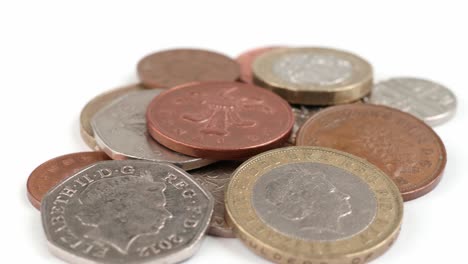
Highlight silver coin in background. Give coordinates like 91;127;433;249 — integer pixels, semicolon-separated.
368;77;457;126
289;105;322;145
41;160;214;264
251;161;377;241
190;161;241;238
91;89;215;170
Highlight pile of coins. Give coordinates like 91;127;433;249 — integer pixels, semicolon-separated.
27;46;456;264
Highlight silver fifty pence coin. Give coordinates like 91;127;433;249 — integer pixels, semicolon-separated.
368;77;457;126
91;89;215;170
41;160;214;264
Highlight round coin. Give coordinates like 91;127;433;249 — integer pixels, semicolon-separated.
137;49;240;88
92;89;215;170
225;147;403;264
296;104;447;201
368;77;457;126
41;160;214;264
190;161;241;238
253;47;373;105
146;81;294;160
80;84;145;149
27;151;110;210
289;104;322;145
236;46;284;84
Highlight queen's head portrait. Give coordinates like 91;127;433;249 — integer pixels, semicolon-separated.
75;171;172;254
265;170;352;235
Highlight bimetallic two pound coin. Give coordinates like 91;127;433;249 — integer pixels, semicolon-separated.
296;104;447;201
137;49;240;88
368;77;457;126
253;47;373;105
27;152;110;210
41;160;214;264
80;84;145;150
92;89;215;170
225;147;403;264
190;161;241;238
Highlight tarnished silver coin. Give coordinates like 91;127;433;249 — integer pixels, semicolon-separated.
368;77;457;126
41;160;214;264
91;89;215;170
289;105;322;144
190;161;241;238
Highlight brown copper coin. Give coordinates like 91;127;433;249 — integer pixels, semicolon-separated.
137;49;240;88
236;46;284;84
26;152;110;210
296;104;446;201
146;81;294;160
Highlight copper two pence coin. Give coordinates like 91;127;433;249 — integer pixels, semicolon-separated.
296;104;446;201
137;49;240;88
146;81;294;160
26;152;110;210
236;46;284;84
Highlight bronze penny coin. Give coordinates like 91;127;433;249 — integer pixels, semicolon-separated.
137;49;240;88
296;104;446;201
146;81;294;160
236;46;284;84
26;152;110;210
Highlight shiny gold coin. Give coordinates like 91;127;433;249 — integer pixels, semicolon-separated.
225;146;403;264
253;47;373;105
80;84;144;149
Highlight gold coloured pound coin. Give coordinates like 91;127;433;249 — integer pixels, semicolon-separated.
225;147;403;264
253;47;373;105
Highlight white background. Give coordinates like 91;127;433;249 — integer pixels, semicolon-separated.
1;1;466;263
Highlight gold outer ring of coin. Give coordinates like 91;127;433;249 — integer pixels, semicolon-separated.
80;84;145;150
252;47;373;105
225;146;403;264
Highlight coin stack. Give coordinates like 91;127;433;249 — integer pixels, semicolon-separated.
27;46;456;264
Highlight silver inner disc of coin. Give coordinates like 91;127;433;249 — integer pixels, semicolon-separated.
92;89;213;170
273;53;353;86
368;77;457;126
252;162;377;241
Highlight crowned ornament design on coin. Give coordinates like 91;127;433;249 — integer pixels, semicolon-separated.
27;152;110;210
146;82;294;160
190;161;241;238
80;84;145;150
92;89;214;170
253;47;373;105
296;104;447;201
225;147;403;264
368;77;457;126
137;49;240;88
41;160;214;264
